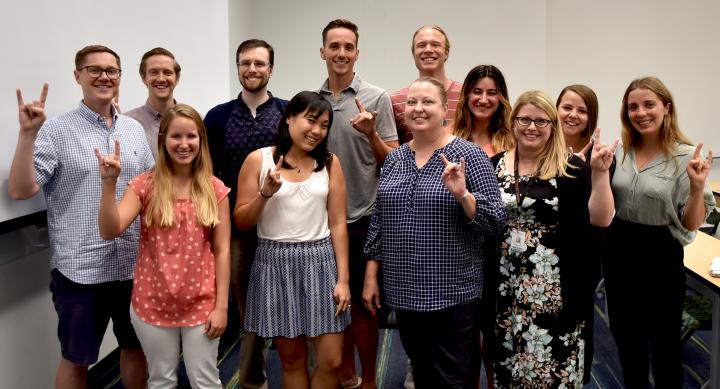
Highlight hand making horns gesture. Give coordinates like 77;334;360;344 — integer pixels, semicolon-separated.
260;155;284;198
17;83;48;133
439;154;468;199
94;139;122;179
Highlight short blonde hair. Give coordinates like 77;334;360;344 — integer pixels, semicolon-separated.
411;25;450;55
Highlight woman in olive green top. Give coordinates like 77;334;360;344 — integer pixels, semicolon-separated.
603;76;716;389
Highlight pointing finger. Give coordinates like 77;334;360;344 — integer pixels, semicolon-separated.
39;83;49;107
114;139;121;158
355;98;367;113
275;155;284;171
707;149;714;167
94;148;103;163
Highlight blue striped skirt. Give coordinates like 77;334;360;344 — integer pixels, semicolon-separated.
244;236;351;338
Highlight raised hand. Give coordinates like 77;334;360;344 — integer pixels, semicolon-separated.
589;128;619;172
570;129;596;162
94;139;121;179
687;143;713;191
260;155;284;198
350;98;377;136
439;154;467;199
17;83;48;133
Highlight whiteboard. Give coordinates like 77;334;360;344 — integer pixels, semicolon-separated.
0;0;231;224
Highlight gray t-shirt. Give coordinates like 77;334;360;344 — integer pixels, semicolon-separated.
317;74;398;222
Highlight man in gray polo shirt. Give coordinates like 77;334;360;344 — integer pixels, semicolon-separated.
125;47;181;160
317;18;398;389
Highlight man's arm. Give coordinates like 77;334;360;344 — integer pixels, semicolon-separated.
8;84;48;199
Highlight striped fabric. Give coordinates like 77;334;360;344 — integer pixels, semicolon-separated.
244;237;351;338
390;80;462;144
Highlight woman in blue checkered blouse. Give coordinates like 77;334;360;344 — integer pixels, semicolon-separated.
362;77;507;388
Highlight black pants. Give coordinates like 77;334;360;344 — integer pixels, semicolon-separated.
396;300;480;389
603;218;685;389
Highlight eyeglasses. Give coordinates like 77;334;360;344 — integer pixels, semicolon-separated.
515;116;552;128
236;60;269;70
79;66;122;79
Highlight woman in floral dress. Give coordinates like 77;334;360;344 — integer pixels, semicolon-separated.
490;90;616;388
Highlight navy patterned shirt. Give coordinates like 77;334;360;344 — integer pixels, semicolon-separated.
364;137;507;312
204;92;287;219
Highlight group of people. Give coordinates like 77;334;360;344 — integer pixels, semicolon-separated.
7;17;717;389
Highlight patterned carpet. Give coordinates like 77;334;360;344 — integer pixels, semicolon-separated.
93;292;712;388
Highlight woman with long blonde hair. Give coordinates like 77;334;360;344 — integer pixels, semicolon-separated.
97;104;231;388
490;90;616;388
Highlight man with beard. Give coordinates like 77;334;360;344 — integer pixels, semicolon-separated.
204;39;287;389
125;47;181;160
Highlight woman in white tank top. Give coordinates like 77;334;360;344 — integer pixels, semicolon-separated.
234;91;351;389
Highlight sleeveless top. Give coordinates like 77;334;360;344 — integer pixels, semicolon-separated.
257;147;331;241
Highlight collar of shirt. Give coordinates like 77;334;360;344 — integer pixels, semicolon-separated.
142;99;171;122
236;91;277;114
625;142;692;172
77;101;119;127
319;73;362;95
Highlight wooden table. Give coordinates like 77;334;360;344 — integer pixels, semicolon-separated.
684;232;720;389
711;181;720;204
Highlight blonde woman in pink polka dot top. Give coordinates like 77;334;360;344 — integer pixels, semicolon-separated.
96;104;231;389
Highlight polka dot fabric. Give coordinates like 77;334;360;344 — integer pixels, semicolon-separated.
128;172;230;327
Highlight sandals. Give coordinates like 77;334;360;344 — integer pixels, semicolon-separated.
342;376;363;389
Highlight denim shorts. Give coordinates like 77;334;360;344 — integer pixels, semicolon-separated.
50;269;142;365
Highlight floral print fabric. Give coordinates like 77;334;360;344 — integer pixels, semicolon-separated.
493;155;585;389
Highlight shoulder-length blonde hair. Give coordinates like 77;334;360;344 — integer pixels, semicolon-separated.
620;77;692;160
511;90;571;180
145;104;219;228
453;65;515;154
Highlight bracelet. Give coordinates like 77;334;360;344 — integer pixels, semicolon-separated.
458;190;470;200
259;190;272;199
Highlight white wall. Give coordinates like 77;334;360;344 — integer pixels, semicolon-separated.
546;0;720;154
233;0;547;103
239;0;720;157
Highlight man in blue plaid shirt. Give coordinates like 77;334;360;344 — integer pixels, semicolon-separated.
9;45;153;389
